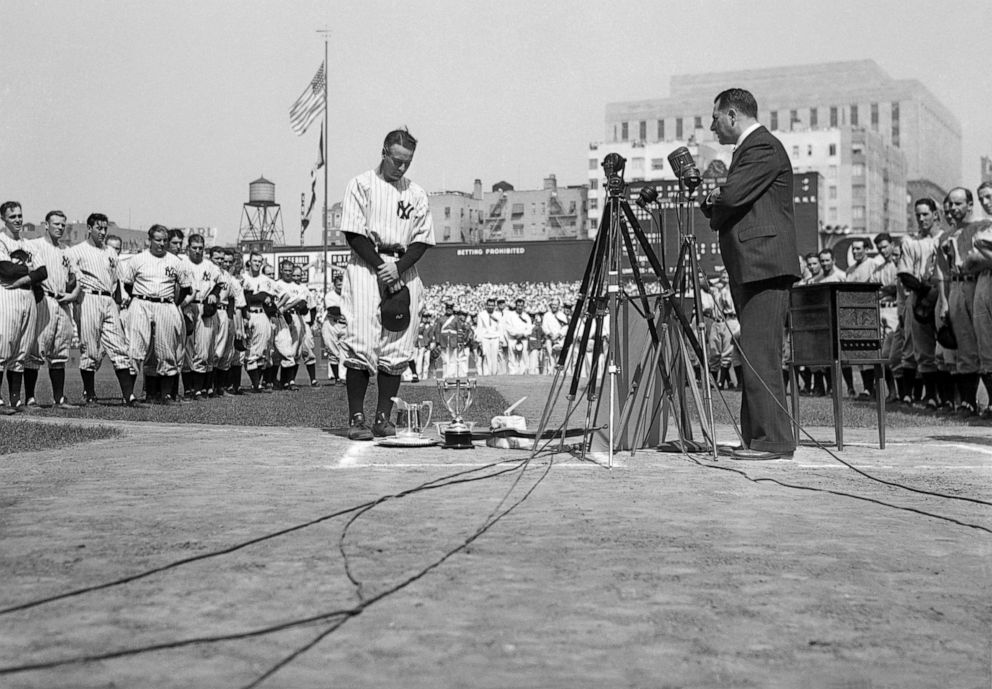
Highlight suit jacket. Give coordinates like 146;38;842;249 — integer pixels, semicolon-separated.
701;126;800;286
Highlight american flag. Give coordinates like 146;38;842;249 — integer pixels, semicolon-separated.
289;63;325;136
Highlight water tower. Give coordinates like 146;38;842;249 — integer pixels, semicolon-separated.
238;176;285;252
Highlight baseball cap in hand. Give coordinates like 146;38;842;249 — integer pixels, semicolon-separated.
380;284;411;332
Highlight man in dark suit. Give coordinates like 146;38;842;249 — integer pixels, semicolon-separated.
701;88;800;460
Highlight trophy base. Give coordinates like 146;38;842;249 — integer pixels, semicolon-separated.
442;427;475;450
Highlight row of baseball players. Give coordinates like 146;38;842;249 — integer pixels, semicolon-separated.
0;202;321;413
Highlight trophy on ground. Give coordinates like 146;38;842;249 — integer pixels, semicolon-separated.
435;378;478;449
391;396;433;439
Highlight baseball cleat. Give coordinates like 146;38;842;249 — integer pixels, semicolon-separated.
372;411;397;438
348;413;374;441
56;397;80;410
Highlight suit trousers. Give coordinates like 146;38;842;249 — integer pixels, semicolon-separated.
731;277;795;453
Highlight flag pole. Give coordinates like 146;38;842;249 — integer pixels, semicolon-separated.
319;29;330;297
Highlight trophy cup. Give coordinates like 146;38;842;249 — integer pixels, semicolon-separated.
435;378;478;449
390;396;433;439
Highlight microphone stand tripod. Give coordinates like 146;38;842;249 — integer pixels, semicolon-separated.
530;156;711;465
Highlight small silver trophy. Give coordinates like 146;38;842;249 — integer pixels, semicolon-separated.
391;396;433;439
435;378;478;449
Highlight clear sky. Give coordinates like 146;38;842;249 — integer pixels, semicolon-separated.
1;0;988;244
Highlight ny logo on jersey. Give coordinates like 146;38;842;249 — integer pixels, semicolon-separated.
108;257;117;271
165;266;178;278
396;200;414;220
202;270;211;281
62;256;71;269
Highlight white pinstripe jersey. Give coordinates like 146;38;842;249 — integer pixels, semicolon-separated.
66;241;119;292
118;250;191;299
243;273;277;297
28;237;77;294
182;256;223;301
227;273;247;308
340;168;435;249
0;232;38;267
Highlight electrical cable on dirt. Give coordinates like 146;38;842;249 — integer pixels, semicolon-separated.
241;451;557;689
0;457;529;618
0;453;553;679
711;323;992;509
681;453;992;535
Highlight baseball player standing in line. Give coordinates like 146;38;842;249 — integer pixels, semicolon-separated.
181;234;223;399
119;225;192;404
242;251;281;393
66;213;138;405
222;248;248;393
165;229;190;402
273;260;306;389
339;128;435;440
25;210;81;408
0;201;47;414
321;273;346;384
208;246;233;396
292;264;319;387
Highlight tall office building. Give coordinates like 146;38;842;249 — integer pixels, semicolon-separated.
604;60;959;234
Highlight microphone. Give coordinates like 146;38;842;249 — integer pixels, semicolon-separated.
636;186;659;209
667;146;702;191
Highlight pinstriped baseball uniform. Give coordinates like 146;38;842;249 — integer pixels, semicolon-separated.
27;237;77;368
295;282;317;366
119;249;191;376
213;265;234;370
65;240;130;371
226;274;247;368
181;255;222;374
340;168;435;374
242;272;279;371
0;232;39;373
273;277;302;368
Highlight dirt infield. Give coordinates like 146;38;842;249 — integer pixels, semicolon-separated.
0;379;990;688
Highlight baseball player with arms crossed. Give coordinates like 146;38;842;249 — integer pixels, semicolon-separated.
25;210;81;408
339;128;435;440
0;201;47;414
65;213;137;405
272;260;305;389
119;224;192;404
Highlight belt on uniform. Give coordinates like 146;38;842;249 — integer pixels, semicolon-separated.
879;300;897;308
43;289;65;299
950;274;976;282
84;289;113;297
134;294;173;304
377;246;406;258
248;306;266;313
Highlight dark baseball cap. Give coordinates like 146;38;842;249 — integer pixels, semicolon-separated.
380;285;411;332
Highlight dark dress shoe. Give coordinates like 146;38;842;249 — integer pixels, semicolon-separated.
730;448;794;460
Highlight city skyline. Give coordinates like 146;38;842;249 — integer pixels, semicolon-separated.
1;0;988;245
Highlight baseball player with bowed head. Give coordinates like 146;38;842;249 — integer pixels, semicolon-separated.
339;127;435;440
119;224;192;404
25;210;82;408
0;201;48;414
66;213;138;405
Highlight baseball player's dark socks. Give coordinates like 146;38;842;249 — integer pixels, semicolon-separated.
7;371;23;406
306;363;316;385
114;368;135;403
230;366;243;391
248;368;263;391
50;368;66;403
375;372;402;419
23;368;38;401
182;372;193;397
80;369;97;401
346;367;371;417
144;375;161;402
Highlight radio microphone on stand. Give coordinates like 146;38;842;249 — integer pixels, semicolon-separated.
667;146;702;192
